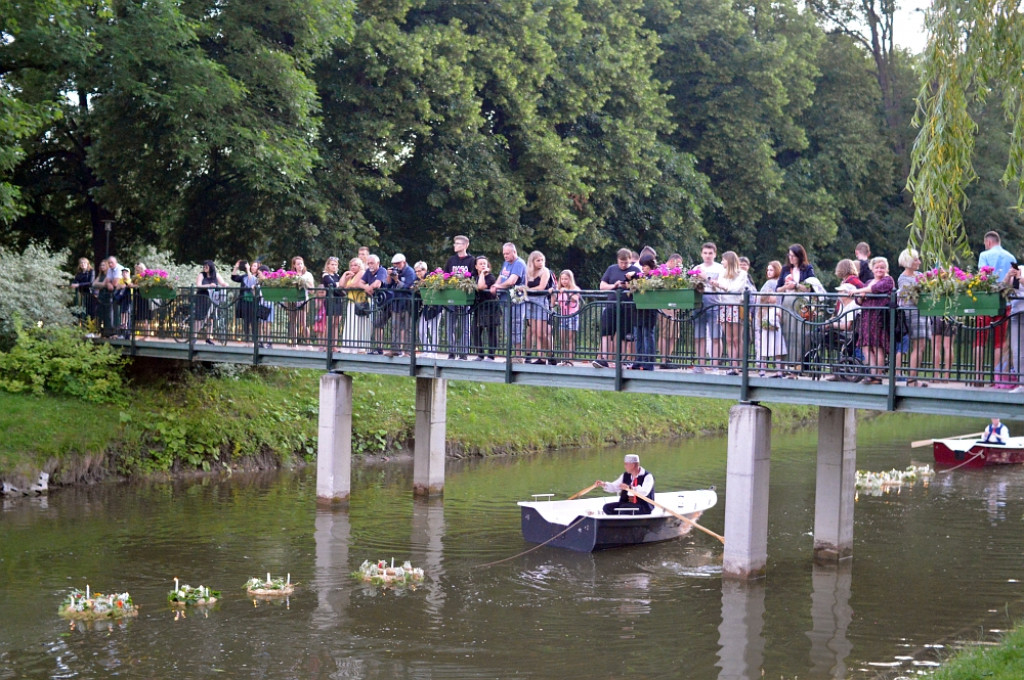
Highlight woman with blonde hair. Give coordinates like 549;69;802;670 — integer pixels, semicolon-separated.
524;250;555;363
711;251;750;374
553;269;581;365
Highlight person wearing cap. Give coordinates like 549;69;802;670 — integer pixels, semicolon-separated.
981;417;1009;444
359;255;389;353
383;253;416;356
596;454;655;515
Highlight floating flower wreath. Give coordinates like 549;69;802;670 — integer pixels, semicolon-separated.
168;580;220;607
245;573;295;596
354;559;425;587
59;587;138;620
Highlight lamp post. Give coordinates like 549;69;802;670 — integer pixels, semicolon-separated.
102;219;113;259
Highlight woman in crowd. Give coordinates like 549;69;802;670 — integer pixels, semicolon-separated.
338;257;370;350
631;254;660;370
472;256;499;360
524;250;555;364
232;260;260;345
553;269;581;366
834;259;864;288
414;261;441;356
657;253;685;368
284;256;316;346
776;245;815;374
70;258;96;321
255;263;275;347
760;260;782;293
854;256;895;384
896;248;932;386
712;251;751;374
317;257;343;346
129;263;153;339
194;260;227;344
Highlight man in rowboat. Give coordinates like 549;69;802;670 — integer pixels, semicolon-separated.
596;454;655;515
981;418;1010;445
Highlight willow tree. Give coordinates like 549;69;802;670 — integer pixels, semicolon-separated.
907;0;1024;265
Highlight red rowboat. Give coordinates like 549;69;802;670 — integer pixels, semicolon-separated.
933;436;1024;468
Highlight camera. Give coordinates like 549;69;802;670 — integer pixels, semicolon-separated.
387;266;398;277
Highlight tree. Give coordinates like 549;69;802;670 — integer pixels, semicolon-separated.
907;0;1024;265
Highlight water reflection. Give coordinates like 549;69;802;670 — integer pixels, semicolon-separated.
717;580;766;680
312;507;351;629
411;497;446;621
806;561;853;679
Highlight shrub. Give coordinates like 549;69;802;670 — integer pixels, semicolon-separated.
0;243;75;348
0;321;127;403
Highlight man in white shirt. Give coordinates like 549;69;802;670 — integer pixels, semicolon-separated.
597;454;655;515
694;242;725;371
981;418;1009;444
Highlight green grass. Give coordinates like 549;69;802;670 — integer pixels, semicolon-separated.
0;365;817;483
928;624;1024;679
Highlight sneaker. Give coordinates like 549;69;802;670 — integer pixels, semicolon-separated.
692;366;705;374
592;360;610;369
474;356;486;361
726;369;740;376
758;370;766;377
1010;386;1024;393
447;354;456;359
459;355;469;360
511;357;526;364
205;339;215;345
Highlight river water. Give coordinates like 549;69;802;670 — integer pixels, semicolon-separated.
2;413;1023;680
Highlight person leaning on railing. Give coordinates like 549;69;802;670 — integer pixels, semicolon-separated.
284;256;315;346
1004;263;1024;394
231;260;260;346
896;248;933;387
472;256;499;360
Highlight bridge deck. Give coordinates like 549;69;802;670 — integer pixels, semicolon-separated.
110;339;1023;419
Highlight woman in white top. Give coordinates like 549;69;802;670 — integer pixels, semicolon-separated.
287;256;317;345
712;251;750;374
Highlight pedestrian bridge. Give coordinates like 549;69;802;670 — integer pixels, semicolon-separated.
93;287;1023;579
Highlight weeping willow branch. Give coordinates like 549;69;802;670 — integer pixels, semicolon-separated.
907;0;1024;267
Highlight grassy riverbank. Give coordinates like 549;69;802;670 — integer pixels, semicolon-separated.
0;362;818;485
928;624;1024;679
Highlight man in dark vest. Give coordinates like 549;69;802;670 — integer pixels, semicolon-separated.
597;454;655;515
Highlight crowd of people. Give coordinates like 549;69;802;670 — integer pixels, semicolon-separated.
69;232;1024;388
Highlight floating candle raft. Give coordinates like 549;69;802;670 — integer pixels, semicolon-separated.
245;573;294;596
355;559;425;586
856;464;934;496
168;578;220;607
58;587;138;620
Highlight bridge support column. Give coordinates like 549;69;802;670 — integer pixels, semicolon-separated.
813;406;857;562
413;377;447;497
723;403;771;580
316;372;353;504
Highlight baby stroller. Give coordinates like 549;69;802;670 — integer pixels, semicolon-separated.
801;315;866;381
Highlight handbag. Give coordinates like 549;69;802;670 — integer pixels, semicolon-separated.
354;302;371;316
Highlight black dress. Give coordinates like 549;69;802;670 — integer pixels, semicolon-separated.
322;273;345;316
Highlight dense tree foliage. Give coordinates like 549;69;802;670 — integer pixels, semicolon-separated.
1;0;1020;282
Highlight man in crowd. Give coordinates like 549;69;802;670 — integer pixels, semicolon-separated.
491;242;527;362
855;242;872;284
385;253;416;356
977;231;1017;383
594;248;640;368
694;242;724;372
444;234;476;359
360;254;388;354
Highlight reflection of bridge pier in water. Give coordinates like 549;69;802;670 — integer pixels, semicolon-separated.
410;497;446;621
716;580;766;680
806;561;853;679
312;507;351;630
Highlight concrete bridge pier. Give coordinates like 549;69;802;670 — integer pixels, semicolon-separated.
316;372;353;505
413;377;447;497
723;403;772;580
812;407;857;562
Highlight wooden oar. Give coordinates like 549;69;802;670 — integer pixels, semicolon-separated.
568;482;599;500
632;491;725;545
910;431;983;448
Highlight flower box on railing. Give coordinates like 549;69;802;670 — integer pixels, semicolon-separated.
633;289;701;310
140;286;176;300
420;289;475;306
916;292;1002;317
259;287;303;303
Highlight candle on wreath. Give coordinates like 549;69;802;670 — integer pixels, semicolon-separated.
174;577;179;592
286;573;290;586
85;585;90;599
266;572;271;584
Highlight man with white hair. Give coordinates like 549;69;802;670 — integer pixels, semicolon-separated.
596;454;655;515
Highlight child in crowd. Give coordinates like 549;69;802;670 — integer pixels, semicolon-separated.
554;269;581;366
756;294;787;377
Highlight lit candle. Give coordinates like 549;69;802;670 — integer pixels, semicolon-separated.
286;573;290;586
266;572;271;584
85;585;89;599
174;577;179;592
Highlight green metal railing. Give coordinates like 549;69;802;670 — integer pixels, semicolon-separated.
81;286;1021;389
